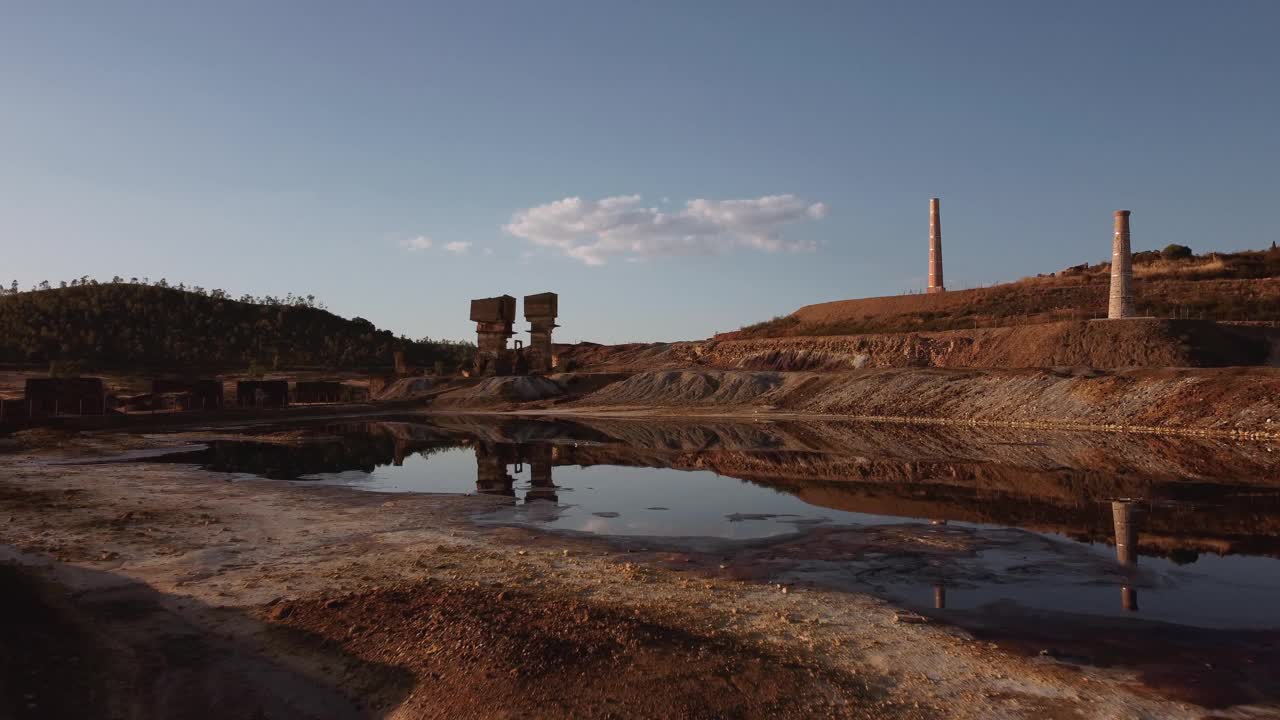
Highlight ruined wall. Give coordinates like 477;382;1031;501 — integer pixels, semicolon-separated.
23;378;107;414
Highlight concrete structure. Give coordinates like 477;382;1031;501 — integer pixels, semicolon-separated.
524;292;559;374
1108;211;1135;319
470;295;517;376
927;198;945;294
235;380;289;408
393;350;408;376
1112;500;1142;611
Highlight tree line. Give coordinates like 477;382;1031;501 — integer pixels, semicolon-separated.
0;280;474;372
1;276;328;309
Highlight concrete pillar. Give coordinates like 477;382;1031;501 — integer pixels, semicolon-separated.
393;350;407;376
927;198;945;294
524;292;559;375
471;295;516;376
1108;211;1134;319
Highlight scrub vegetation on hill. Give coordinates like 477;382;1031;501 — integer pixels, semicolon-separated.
726;247;1280;339
0;280;474;371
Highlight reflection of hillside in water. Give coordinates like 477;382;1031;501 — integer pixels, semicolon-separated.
414;415;1280;560
156;422;466;480
156;415;1280;558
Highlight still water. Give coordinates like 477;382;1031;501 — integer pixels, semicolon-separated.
142;415;1280;630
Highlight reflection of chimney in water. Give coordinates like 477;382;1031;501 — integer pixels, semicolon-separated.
1112;500;1142;611
1121;586;1139;612
934;584;946;610
393;438;406;467
474;445;516;497
523;444;557;504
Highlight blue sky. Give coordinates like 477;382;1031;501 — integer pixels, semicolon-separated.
3;1;1277;343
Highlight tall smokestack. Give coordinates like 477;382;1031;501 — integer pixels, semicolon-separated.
928;198;945;294
1108;210;1134;318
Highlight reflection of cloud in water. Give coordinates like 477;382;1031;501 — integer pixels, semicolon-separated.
578;517;615;534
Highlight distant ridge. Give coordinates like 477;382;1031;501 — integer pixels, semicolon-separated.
0;283;473;370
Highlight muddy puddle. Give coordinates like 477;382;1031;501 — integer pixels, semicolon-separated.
130;414;1280;633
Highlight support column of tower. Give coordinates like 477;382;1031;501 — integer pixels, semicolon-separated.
928;198;945;293
1108;211;1134;318
524;292;559;374
470;295;516;376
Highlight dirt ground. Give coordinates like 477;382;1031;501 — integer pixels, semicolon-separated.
0;427;1272;719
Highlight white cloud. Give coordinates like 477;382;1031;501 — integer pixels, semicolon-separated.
399;235;433;252
503;194;827;266
443;241;472;254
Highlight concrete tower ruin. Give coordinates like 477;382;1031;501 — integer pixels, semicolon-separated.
1108;210;1135;319
524;292;559;374
470;294;516;376
928;198;945;294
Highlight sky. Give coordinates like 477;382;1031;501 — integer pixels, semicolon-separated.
2;1;1278;344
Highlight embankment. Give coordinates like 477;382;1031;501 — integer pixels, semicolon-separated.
722;275;1280;338
559;320;1280;373
559;366;1280;438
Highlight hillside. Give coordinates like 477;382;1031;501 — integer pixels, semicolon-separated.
723;248;1280;339
0;283;473;371
558;320;1278;373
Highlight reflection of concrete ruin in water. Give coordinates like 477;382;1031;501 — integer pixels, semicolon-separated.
1114;500;1144;612
384;417;1280;559
524;444;558;503
139;416;1280;564
473;442;557;504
